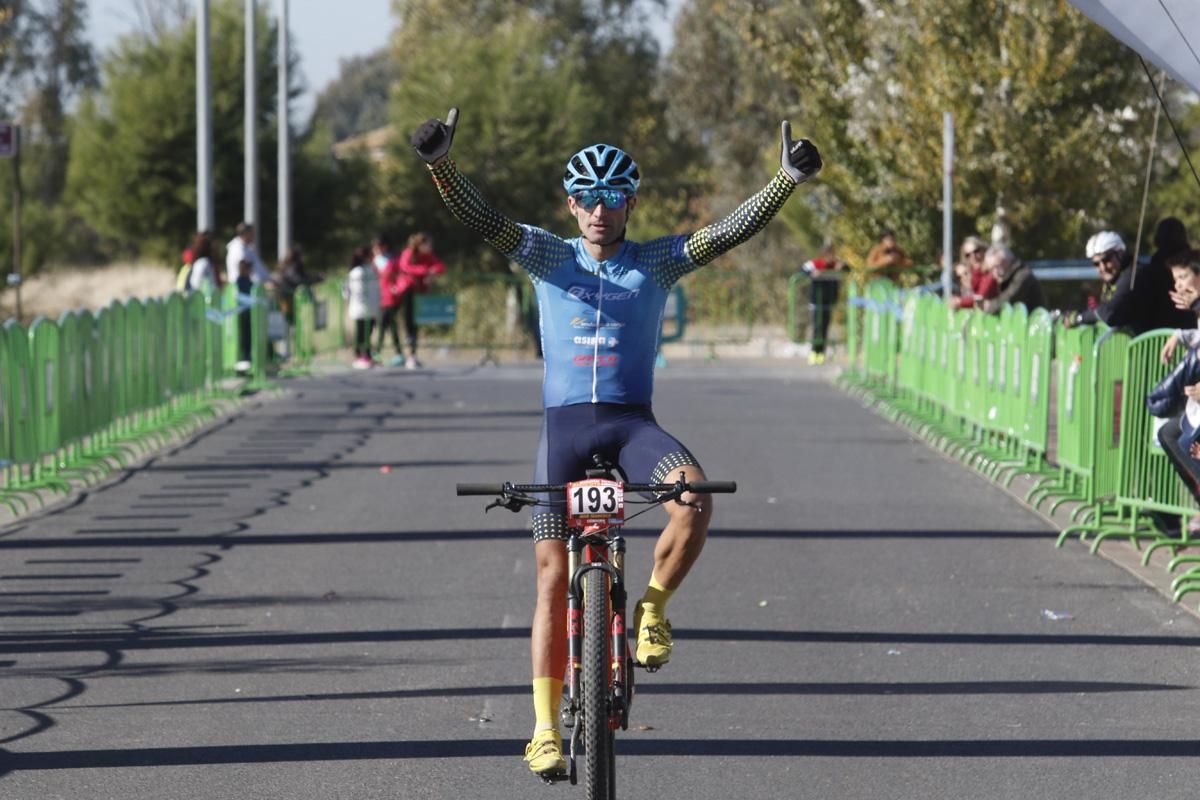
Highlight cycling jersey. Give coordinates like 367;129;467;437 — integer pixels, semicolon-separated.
428;160;796;407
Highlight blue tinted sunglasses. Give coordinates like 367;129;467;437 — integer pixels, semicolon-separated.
572;189;631;210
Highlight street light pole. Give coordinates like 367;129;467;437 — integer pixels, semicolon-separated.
276;0;291;264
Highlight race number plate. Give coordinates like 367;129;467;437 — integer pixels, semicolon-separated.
566;479;624;526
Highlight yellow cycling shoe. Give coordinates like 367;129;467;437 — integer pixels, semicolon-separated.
523;729;567;781
633;603;673;668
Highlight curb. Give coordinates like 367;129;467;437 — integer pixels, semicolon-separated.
837;372;1200;623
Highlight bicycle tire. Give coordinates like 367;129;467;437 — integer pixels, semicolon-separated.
582;571;612;800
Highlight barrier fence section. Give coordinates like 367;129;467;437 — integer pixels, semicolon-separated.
840;279;1200;608
0;286;269;512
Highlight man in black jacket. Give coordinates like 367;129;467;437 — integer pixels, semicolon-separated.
1064;230;1160;334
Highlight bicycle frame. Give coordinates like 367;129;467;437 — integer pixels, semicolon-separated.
564;519;631;741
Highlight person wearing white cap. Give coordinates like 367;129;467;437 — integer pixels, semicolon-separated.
1064;230;1159;333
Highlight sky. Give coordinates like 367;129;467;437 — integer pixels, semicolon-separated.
88;0;682;124
88;0;396;122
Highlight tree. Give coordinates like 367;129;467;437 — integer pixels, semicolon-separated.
65;0;296;263
667;0;1154;264
380;0;700;272
312;48;398;142
0;0;98;272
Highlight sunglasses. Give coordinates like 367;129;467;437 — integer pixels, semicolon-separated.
1091;252;1118;267
963;249;986;258
572;189;631;211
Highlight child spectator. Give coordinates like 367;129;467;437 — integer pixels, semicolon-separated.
1151;251;1200;535
235;259;255;374
344;246;381;369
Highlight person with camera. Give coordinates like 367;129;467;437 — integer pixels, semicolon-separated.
866;228;915;285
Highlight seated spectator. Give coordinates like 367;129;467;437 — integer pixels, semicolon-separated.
1063;230;1160;333
1150;217;1198;330
979;244;1045;314
949;236;995;309
866;229;915;285
1149;310;1200;534
1157;250;1200;365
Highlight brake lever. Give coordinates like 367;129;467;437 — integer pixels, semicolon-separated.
485;491;538;513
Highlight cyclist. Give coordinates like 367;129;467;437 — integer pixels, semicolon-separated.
411;108;822;780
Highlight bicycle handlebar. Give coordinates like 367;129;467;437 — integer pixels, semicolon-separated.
456;480;737;496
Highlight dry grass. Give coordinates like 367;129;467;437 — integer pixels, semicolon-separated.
1;263;178;323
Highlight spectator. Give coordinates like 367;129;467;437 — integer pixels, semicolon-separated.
979;244;1045;314
186;230;224;295
344;246;381;369
1063;230;1159;333
373;234;406;367
234;259;255;374
949;236;996;309
866;228;915;285
395;231;446;370
1149;260;1200;535
274;246;322;326
225;222;273;286
175;232;201;292
801;240;844;365
1148;217;1197;330
1157;251;1200;364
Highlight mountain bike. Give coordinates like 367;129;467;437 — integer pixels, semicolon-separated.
457;458;736;799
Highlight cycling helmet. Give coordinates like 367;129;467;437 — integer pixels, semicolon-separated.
1086;230;1125;258
563;144;641;194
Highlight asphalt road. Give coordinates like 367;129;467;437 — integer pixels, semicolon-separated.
2;361;1200;799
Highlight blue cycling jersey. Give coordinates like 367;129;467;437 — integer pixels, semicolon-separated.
512;226;692;407
426;159;796;409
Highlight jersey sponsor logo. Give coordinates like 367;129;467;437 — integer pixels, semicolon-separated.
573;355;618;367
570;315;624;330
573;335;618;347
564;285;640;303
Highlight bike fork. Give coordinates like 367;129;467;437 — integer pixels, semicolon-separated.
609;533;630;730
564;533;583;784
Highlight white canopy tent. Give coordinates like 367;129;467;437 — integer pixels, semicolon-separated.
1069;0;1200;94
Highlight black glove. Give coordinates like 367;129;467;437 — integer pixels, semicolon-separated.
411;107;459;164
780;121;821;184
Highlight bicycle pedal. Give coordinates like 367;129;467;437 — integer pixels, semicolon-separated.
633;659;661;673
537;769;569;785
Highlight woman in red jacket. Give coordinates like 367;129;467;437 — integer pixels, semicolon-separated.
396;231;446;369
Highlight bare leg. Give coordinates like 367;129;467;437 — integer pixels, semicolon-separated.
532;539;568;679
651;464;714;590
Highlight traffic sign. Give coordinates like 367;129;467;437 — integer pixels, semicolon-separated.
0;123;16;158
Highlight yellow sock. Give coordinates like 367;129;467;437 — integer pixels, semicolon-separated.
640;573;675;616
532;677;563;734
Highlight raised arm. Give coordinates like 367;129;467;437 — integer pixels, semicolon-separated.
411;108;523;257
685;121;821;267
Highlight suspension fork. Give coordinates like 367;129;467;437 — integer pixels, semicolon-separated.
564;527;625;725
609;532;630;729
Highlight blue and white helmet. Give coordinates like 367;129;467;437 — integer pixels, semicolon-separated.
563;144;641;194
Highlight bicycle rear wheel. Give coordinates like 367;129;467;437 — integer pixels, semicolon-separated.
583;571;613;800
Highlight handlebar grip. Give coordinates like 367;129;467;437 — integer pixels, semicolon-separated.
456;483;506;496
688;481;737;493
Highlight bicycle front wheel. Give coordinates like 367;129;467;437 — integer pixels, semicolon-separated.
582;571;614;800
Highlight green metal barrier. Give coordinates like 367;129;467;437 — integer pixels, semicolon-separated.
0;285;269;510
